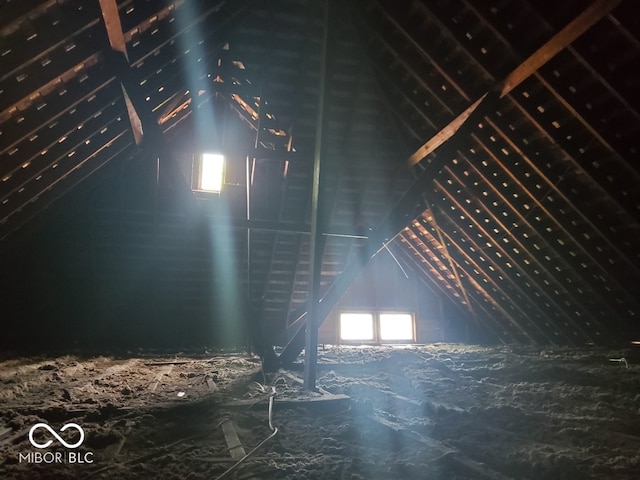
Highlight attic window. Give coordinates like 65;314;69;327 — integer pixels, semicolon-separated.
379;313;415;342
339;312;416;344
339;313;374;341
194;153;224;193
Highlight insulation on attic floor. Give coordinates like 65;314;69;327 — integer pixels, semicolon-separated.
1;344;639;479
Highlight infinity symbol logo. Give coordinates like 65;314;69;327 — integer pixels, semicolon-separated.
28;423;85;449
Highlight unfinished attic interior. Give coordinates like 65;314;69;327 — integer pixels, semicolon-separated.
1;0;640;478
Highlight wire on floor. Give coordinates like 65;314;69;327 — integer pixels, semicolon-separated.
215;384;279;479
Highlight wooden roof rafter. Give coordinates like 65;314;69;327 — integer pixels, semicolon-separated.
430;177;604;344
431;170;600;344
396;229;510;343
481;116;640;285
419;199;480;327
418;208;562;345
420;207;563;345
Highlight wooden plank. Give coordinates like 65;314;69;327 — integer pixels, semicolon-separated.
225;394;350;409
221;419;246;460
407;0;620;167
98;0;128;58
149;364;173;392
122;86;144;145
98;0;144;145
407;95;487;167
102;424;133;461
280;371;334;396
0;0;57;38
498;0;622;97
369;414;445;451
0;427;28;447
369;414;510;479
144;361;192;366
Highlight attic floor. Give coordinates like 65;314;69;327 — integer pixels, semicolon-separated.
0;344;639;479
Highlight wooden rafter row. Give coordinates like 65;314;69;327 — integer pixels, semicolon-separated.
399;225;516;343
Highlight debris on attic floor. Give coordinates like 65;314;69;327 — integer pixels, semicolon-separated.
1;0;640;478
1;344;640;480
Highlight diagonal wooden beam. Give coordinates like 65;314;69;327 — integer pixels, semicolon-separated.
497;0;621;97
277;89;499;366
407;94;486;168
121;88;144;146
422;199;480;331
98;0;144;145
98;0;128;58
408;0;621;167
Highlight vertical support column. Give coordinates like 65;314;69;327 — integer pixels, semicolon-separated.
246;84;260;353
246;154;252;303
304;0;331;391
247;88;260;310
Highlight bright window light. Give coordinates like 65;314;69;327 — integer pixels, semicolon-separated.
199;153;224;192
379;313;414;341
340;313;374;341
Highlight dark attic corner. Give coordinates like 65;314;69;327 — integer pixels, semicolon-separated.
1;0;640;478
